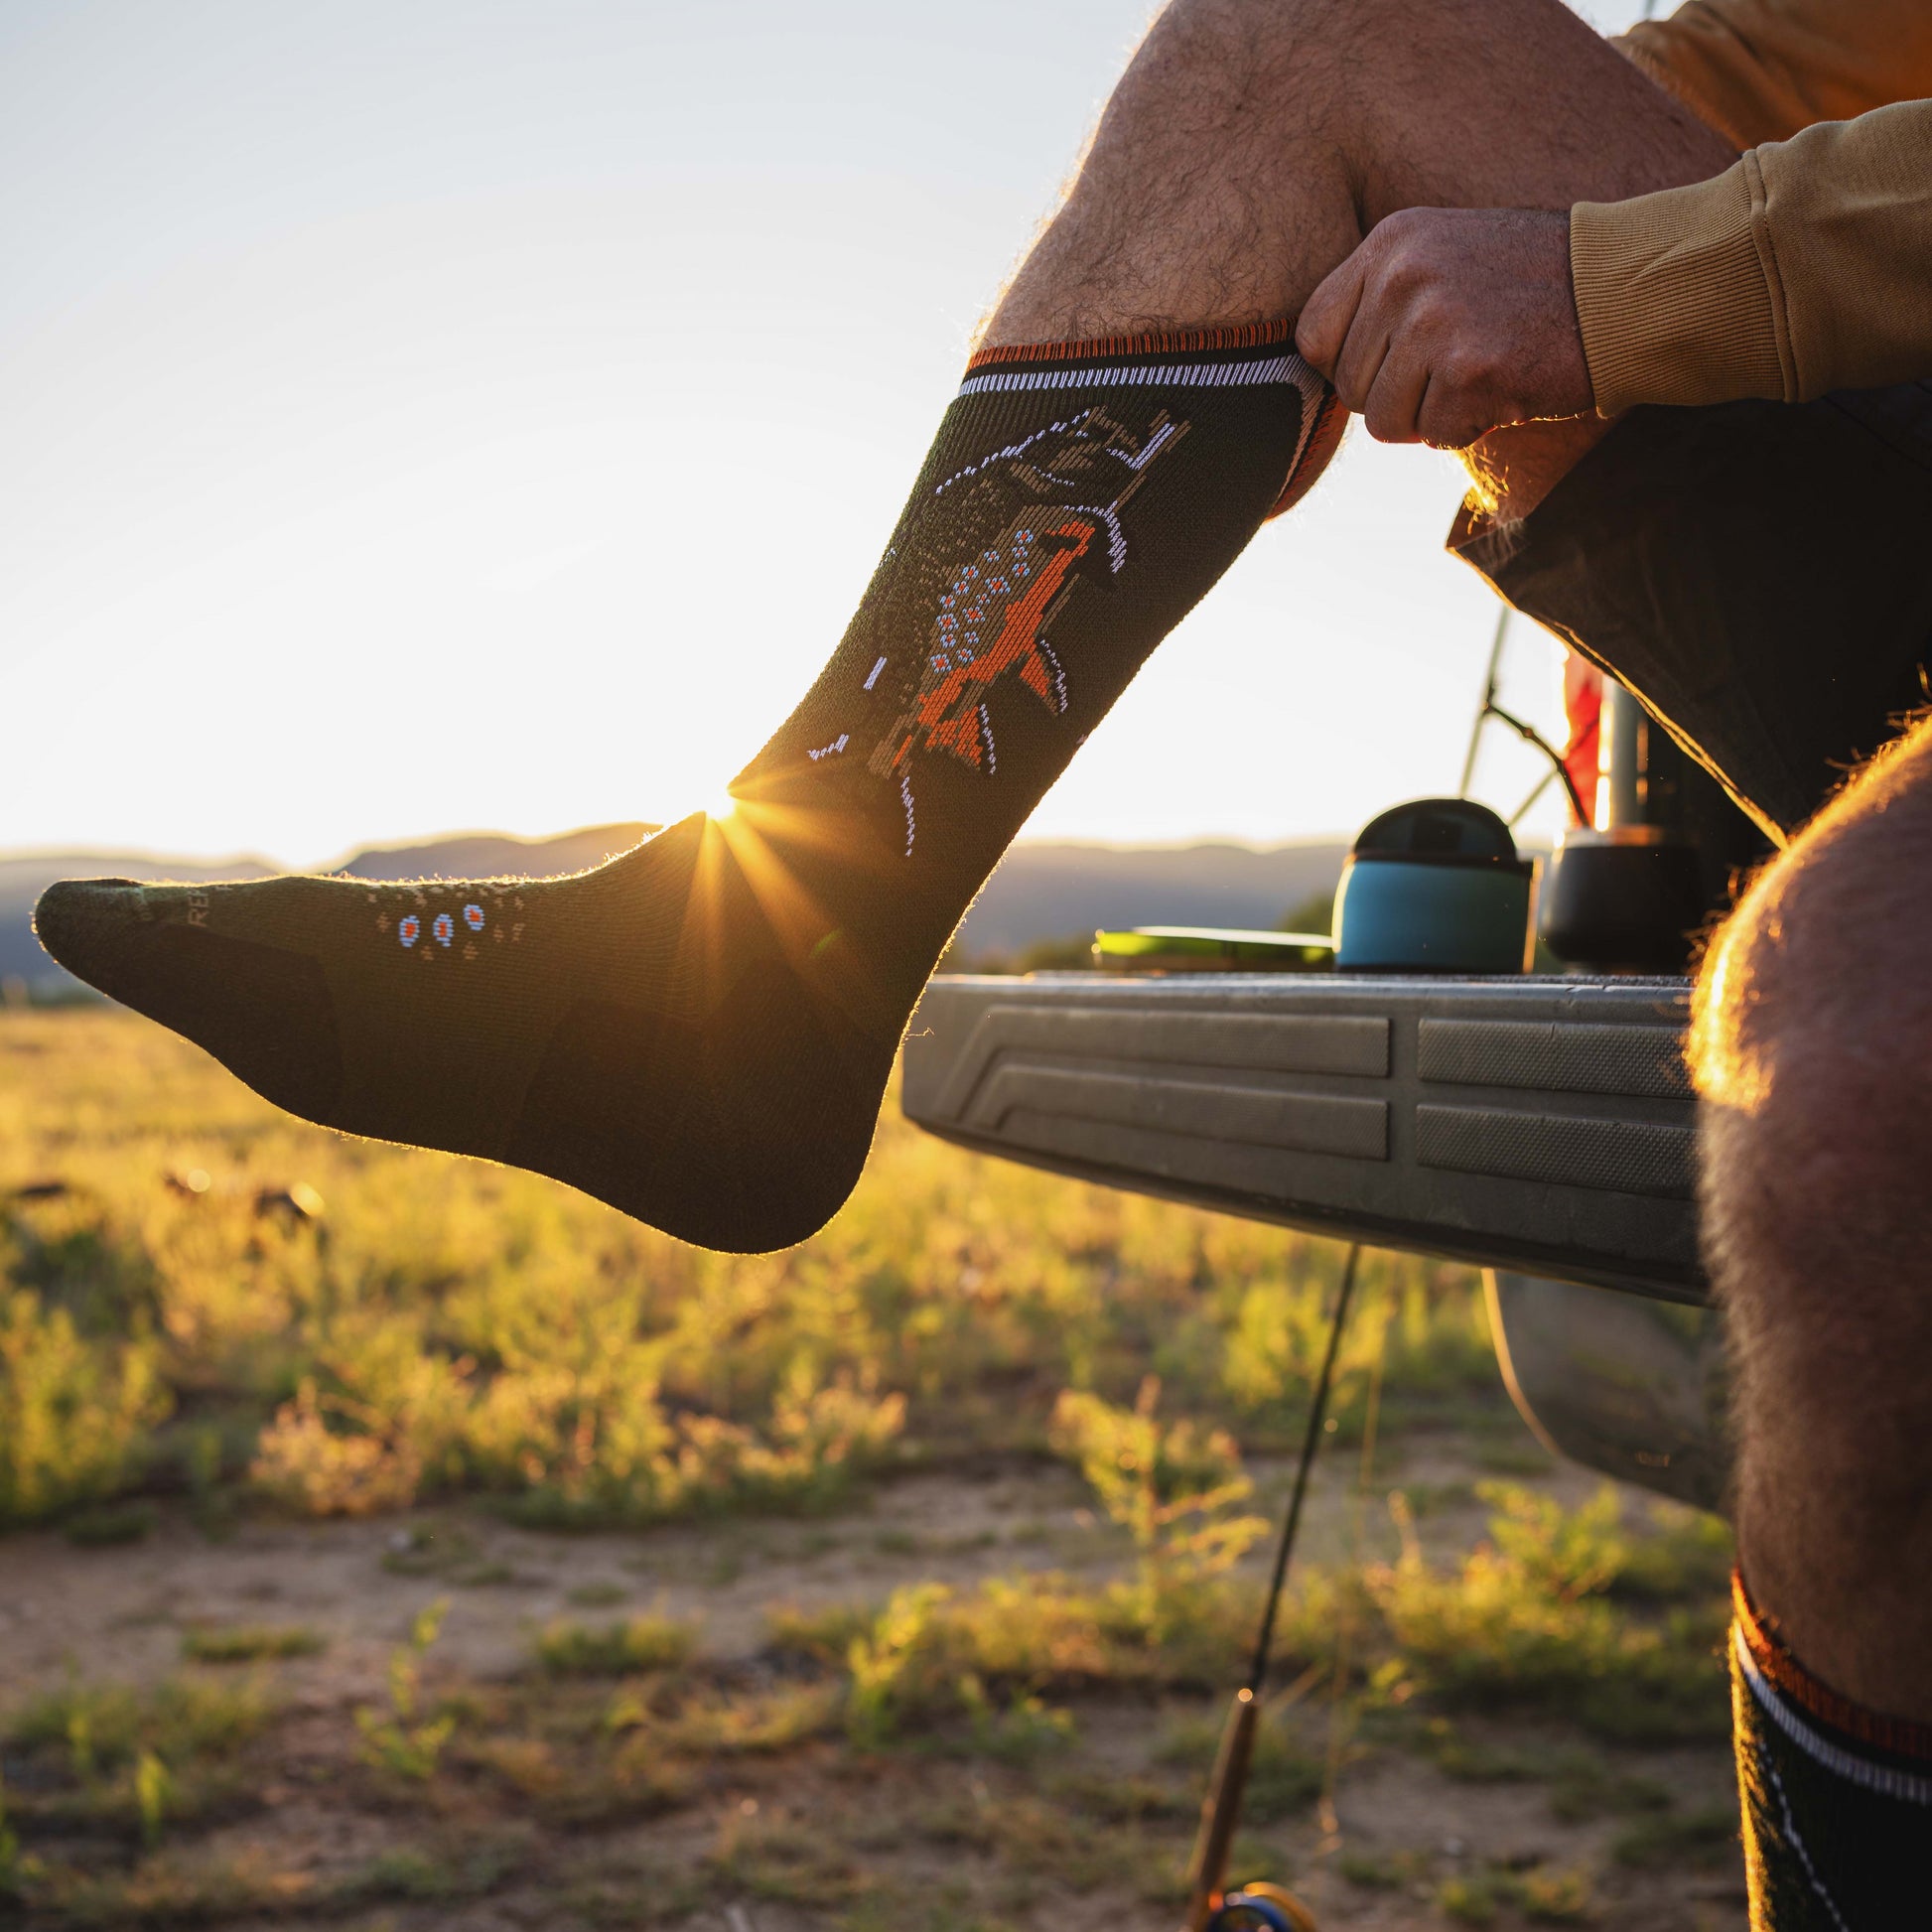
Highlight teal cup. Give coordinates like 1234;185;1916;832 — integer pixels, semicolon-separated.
1333;799;1533;975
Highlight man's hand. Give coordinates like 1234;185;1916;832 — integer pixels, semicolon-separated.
1296;207;1592;449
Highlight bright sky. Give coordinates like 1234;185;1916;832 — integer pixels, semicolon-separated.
1;0;1650;867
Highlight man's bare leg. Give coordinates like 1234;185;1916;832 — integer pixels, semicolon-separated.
1694;723;1932;1720
985;0;1932;1723
983;0;1732;517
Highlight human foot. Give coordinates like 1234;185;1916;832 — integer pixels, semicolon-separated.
35;815;897;1253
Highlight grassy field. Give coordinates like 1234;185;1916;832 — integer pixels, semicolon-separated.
0;1006;1745;1929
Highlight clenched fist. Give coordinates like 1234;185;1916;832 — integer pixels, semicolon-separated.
1295;207;1592;450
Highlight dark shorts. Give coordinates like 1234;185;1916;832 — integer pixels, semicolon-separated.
1449;382;1932;841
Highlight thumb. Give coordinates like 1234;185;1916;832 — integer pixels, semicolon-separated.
1295;248;1367;379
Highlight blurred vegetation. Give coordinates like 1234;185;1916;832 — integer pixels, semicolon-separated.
0;1008;1740;1924
1;1451;1737;1922
533;1611;696;1679
180;1624;325;1665
355;1598;456;1781
1278;891;1335;937
935;930;1098;974
0;1007;1496;1537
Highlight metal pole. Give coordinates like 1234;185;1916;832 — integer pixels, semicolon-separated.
1458;606;1510;798
1507;766;1558;828
1599;681;1643;830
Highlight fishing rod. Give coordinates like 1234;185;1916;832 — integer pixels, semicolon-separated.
1457;606;1511;799
1477;699;1589;826
1180;1243;1362;1932
1457;603;1591;827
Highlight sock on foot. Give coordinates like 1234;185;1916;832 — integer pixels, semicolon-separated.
36;321;1337;1250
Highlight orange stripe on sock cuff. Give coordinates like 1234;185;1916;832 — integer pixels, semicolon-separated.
964;318;1299;371
1734;1569;1932;1763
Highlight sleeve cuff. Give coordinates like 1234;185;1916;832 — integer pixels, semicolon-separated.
1572;159;1792;416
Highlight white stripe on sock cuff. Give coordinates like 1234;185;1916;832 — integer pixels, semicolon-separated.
956;353;1316;398
1735;1628;1932;1806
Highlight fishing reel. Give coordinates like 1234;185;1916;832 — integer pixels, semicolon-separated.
1205;1882;1317;1932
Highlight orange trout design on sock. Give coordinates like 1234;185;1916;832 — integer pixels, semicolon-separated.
865;407;1186;787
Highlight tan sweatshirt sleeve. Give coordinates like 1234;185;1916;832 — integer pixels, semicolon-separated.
1572;101;1932;414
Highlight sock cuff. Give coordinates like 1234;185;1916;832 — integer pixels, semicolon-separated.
954;317;1336;521
1734;1567;1932;1769
964;317;1299;372
957;321;1322;415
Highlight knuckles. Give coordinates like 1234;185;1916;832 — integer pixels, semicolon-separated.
1369;207;1437;250
1440;348;1501;395
1317;207;1581;435
1369;242;1447;304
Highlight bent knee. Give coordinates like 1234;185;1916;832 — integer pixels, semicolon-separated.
1694;722;1932;1283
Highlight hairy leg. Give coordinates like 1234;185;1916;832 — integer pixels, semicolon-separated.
984;0;1732;516
1694;719;1932;1719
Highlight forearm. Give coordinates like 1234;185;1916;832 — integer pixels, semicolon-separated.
1573;100;1932;414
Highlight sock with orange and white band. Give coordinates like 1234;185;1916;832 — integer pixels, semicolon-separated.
37;325;1337;1250
1730;1570;1932;1928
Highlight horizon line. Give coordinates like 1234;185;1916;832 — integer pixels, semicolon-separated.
0;823;1364;875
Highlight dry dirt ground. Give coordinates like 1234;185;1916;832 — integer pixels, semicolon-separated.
0;1441;1748;1932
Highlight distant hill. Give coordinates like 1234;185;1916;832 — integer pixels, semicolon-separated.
1;824;1345;1001
330;824;654;884
0;824;653;1001
0;851;277;998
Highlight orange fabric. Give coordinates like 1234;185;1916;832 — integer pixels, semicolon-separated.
910;514;1092;768
1734;1570;1932;1763
1621;0;1932;151
1561;655;1603;828
1262;386;1345;522
966;318;1296;371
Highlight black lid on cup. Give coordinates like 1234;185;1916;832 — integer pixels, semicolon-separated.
1350;798;1526;871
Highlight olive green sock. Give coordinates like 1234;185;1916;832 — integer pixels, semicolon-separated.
36;322;1334;1249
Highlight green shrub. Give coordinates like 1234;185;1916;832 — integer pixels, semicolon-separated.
0;1289;167;1525
0;1771;29;1899
1049;1377;1266;1637
181;1624;326;1664
1366;1484;1729;1743
8;1675;271;1776
622;1683;840;1757
355;1599;456;1779
1156;1705;1322;1821
534;1613;695;1678
63;1500;157;1546
1611;1804;1739;1867
847;1583;954;1747
1;1009;1503;1538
